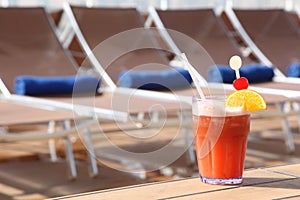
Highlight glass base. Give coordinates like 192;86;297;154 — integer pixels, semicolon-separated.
200;176;243;185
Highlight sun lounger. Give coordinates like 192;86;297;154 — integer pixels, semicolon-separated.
0;6;100;179
223;7;300;78
63;5;173;84
0;7;80;92
146;7;255;79
60;3;202;168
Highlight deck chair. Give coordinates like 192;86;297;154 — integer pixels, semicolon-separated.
62;5;175;84
223;7;300;78
0;6;101;179
60;3;203;171
145;7;300;153
146;7;255;80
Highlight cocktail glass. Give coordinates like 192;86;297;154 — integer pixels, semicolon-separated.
192;96;250;185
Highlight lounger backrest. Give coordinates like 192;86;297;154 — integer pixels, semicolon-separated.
234;9;300;74
0;7;78;92
156;9;247;78
70;6;171;83
71;7;144;48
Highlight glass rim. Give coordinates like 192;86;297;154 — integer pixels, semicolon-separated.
192;95;251;116
192;95;226;102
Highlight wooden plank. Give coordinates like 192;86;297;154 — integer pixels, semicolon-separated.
241;168;294;186
53;168;294;200
13;193;48;200
51;178;231;200
0;144;39;162
0;183;24;196
0;150;38;162
266;164;300;177
179;178;300;200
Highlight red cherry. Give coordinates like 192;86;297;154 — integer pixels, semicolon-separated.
233;77;249;90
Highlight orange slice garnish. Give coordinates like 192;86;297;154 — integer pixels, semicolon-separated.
226;89;267;112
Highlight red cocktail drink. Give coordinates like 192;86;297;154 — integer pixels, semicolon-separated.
193;96;250;185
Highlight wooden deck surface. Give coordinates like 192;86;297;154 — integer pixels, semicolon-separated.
51;164;300;200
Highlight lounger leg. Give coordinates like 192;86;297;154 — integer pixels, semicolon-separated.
278;103;295;153
0;126;7;134
179;111;195;165
137;112;145;121
293;102;300;133
134;112;145;128
48;120;58;162
151;111;159;124
63;120;77;180
184;125;195;165
84;127;99;178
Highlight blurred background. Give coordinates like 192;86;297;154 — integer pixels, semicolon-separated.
0;0;300;12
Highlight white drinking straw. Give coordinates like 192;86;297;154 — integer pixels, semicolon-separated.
229;55;242;79
181;53;206;99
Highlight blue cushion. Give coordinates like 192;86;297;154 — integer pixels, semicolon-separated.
208;64;274;83
14;75;100;96
208;65;235;83
118;68;192;90
287;62;300;77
